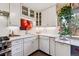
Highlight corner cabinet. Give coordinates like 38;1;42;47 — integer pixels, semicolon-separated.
23;36;38;56
39;36;49;54
55;42;70;56
23;37;33;56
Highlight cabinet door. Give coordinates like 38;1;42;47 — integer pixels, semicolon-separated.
41;5;57;27
24;37;33;56
50;37;55;56
11;39;23;56
55;42;70;56
39;36;49;54
9;3;21;26
32;36;38;52
12;51;23;56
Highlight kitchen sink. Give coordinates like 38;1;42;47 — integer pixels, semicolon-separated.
59;37;69;41
9;35;20;37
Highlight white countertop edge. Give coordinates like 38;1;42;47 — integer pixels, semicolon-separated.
9;34;79;46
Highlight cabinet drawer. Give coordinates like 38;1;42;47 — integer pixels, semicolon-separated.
24;38;33;42
40;36;49;40
12;43;23;49
12;39;23;45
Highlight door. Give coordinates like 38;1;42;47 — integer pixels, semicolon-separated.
39;36;49;54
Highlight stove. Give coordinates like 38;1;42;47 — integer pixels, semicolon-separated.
0;36;10;51
0;36;11;56
0;36;9;41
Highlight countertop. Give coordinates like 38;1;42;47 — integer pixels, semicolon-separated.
9;34;37;41
9;33;79;46
38;34;79;46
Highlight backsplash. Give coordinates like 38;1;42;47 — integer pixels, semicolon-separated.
27;27;58;35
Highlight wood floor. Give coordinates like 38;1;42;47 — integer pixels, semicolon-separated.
29;50;50;56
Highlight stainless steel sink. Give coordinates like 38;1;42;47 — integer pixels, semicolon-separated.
9;35;20;37
59;36;69;41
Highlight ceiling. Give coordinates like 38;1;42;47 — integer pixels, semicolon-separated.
22;3;56;11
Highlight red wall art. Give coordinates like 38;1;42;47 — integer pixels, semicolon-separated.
20;18;32;30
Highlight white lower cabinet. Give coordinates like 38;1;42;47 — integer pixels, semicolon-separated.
32;36;38;52
23;37;33;56
49;37;55;56
39;36;49;54
11;35;71;56
24;36;38;56
11;36;38;56
11;39;23;56
55;42;70;56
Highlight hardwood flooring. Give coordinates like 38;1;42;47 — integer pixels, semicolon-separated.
29;50;50;56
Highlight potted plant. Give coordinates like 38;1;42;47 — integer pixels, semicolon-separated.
58;5;73;39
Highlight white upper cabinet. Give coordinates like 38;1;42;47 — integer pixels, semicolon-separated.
0;3;9;12
9;3;21;26
41;5;57;27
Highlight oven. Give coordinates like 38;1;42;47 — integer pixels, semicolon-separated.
0;36;11;56
71;45;79;56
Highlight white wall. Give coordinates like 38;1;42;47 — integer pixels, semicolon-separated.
36;27;58;35
41;5;57;27
0;3;9;12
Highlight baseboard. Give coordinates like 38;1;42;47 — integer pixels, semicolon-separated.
29;50;51;56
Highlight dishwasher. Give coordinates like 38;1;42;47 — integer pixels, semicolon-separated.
71;45;79;56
